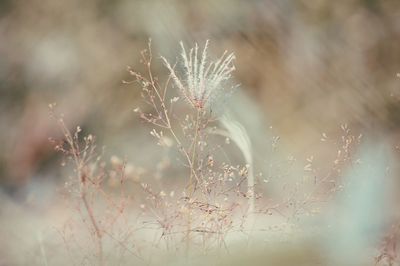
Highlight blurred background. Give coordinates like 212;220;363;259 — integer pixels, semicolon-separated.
1;0;400;192
1;0;400;264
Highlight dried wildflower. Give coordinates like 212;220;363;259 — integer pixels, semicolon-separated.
161;40;236;110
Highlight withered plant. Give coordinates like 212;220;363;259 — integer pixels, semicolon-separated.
49;41;372;265
127;40;253;253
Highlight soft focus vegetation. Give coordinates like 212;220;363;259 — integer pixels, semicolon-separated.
1;1;400;265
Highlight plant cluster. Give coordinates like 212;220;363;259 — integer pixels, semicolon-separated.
49;41;395;265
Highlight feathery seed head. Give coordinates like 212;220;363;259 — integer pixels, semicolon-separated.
161;40;236;110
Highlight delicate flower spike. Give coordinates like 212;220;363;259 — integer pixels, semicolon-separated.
161;40;236;110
